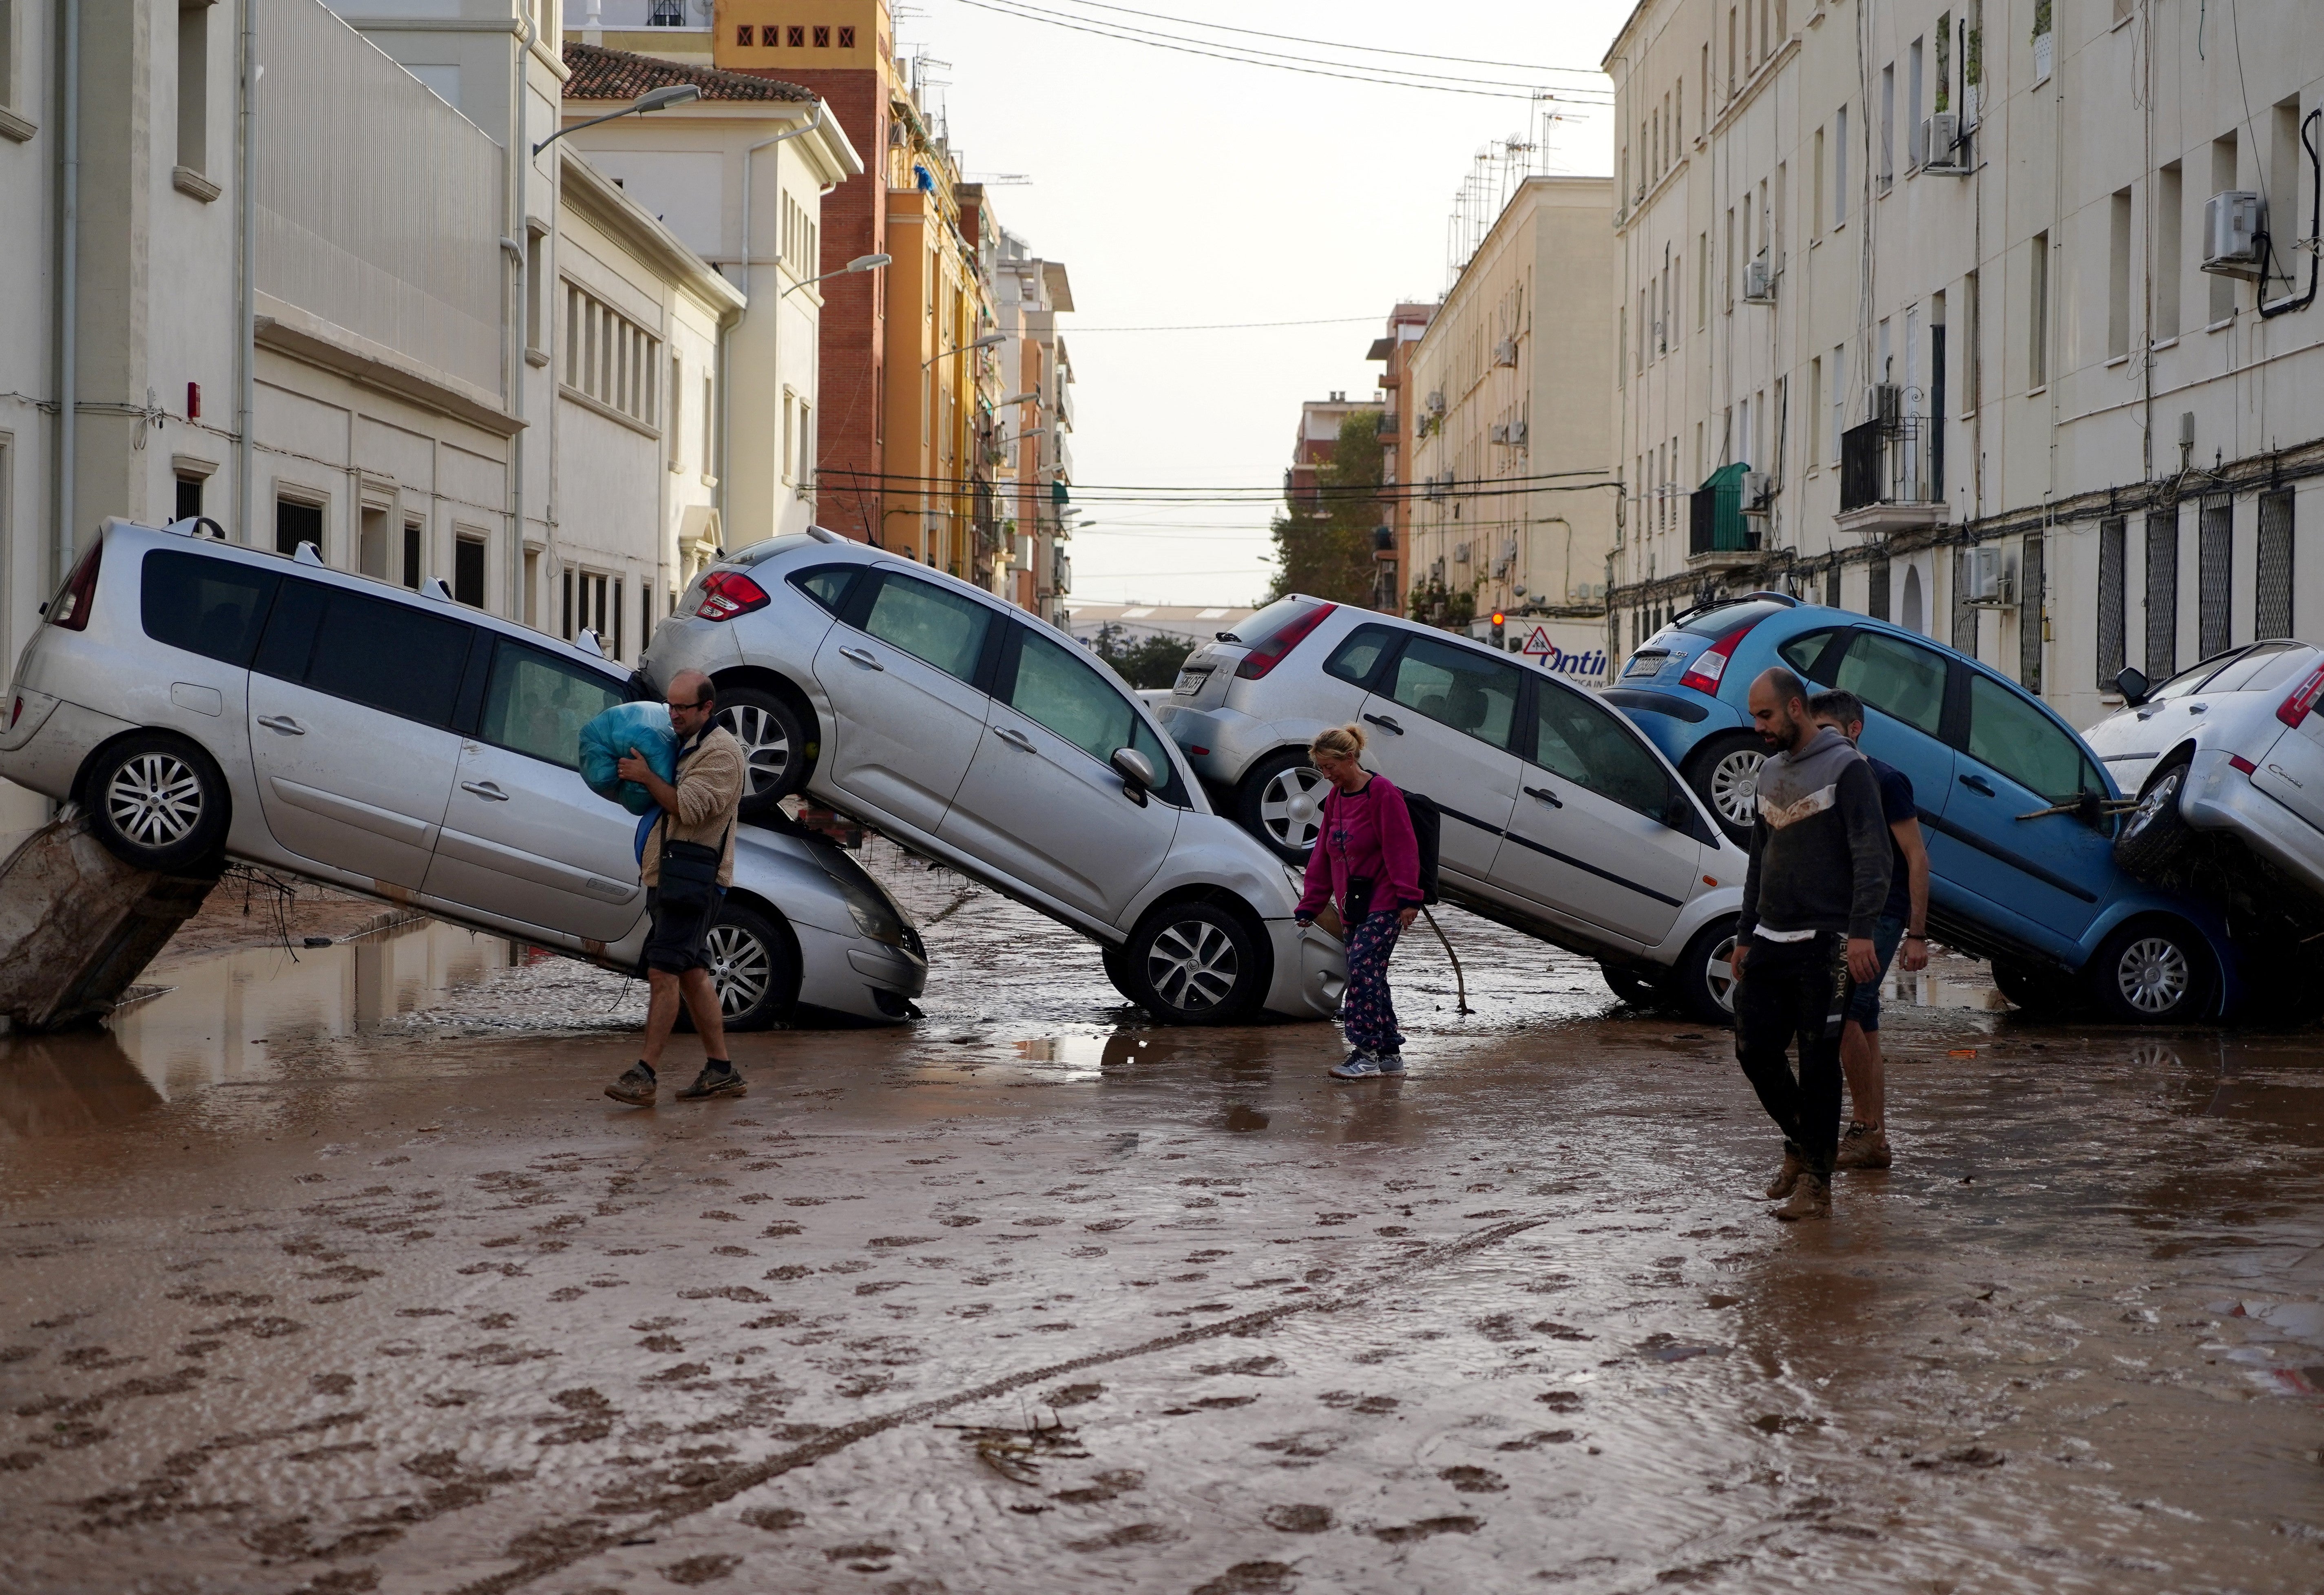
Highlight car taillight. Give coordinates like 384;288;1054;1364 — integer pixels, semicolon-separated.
2277;661;2324;728
1234;602;1336;680
1678;624;1752;695
48;538;103;631
695;569;770;622
2229;753;2259;775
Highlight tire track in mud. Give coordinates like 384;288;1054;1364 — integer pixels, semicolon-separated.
447;1212;1550;1594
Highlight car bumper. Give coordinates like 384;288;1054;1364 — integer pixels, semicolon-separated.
2181;746;2324;901
1156;704;1272;785
1263;918;1345;1019
794;920;924;1023
0;699;138;802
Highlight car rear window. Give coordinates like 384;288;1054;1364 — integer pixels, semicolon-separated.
1776;627;1843;681
789;564;860;615
140;548;280;666
2203;642;2315;694
1672;597;1790;640
1227;596;1327;650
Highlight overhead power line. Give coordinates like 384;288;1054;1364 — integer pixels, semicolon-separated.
1037;0;1615;77
1066;315;1380;332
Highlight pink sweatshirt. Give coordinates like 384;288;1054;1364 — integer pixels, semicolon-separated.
1296;773;1424;920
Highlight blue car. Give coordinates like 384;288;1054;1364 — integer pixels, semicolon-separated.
1603;593;2241;1024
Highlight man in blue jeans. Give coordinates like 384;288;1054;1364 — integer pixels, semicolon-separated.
1810;689;1930;1170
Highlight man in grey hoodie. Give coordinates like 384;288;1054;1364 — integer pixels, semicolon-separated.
1731;667;1893;1220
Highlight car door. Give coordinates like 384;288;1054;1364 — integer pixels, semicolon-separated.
1356;633;1524;887
245;575;471;889
809;569;996;835
1939;668;2114;949
940;623;1182;927
1496;677;1700;946
1825;628;1957;821
422;637;645;943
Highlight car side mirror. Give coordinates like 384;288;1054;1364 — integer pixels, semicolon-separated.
1110;746;1156;805
2114;665;2150;707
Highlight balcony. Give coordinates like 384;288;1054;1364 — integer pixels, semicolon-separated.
1687;462;1762;569
1834;416;1948;535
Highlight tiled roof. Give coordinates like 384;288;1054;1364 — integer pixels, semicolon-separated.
562;41;814;102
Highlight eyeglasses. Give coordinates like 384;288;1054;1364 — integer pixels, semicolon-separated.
667;698;712;711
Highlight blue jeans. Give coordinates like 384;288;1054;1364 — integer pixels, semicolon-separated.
1842;914;1908;1032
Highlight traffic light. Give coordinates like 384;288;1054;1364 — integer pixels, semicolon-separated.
1490;611;1506;647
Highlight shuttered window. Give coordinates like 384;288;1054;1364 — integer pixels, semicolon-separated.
2096;516;2126;688
2256;489;2295;639
2198;496;2233;659
2145;508;2179;682
562;284;661;428
2018;532;2043;693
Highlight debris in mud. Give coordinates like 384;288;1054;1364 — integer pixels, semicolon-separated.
1371;1514;1482;1542
1262;1504;1333;1533
661;1551;744;1583
1191;1562;1297;1595
945;1414;1088;1484
1910;1446;2006;1471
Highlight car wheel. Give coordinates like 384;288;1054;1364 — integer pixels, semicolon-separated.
1598;961;1666;1008
2087;918;2213;1025
2114;756;2193;882
1665;916;1742;1025
1235;748;1330;864
1686;732;1766;846
82;732;230;872
1992;957;2074;1015
714;686;811;820
700;902;801;1031
1124;900;1268;1025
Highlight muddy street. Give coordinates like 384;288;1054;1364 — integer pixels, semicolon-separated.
2;848;2322;1595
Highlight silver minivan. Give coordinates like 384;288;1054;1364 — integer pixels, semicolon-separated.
1155;597;1750;1020
0;519;927;1028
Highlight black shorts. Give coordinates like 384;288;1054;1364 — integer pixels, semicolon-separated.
643;885;725;974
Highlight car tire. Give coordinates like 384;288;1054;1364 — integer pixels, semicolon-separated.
81;732;230;873
1598;961;1666;1008
713;685;812;820
1122;900;1268;1025
1665;916;1742;1025
1991;957;2075;1016
1685;732;1766;846
2113;755;2194;882
1100;943;1143;1007
2086;918;2213;1025
697;902;801;1032
1235;748;1330;864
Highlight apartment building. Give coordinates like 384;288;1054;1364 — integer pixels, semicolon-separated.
1607;0;2322;728
989;229;1077;617
1366;303;1438;613
1407;176;1619;633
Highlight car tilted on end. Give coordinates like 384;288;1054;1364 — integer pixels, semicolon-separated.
640;530;1346;1026
1154;596;1750;1021
1;518;926;1030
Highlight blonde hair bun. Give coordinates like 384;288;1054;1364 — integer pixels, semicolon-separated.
1307;723;1367;762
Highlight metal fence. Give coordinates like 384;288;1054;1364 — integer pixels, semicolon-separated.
2258;489;2295;639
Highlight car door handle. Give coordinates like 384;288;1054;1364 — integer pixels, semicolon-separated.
257;715;306;735
1959;773;1997;797
994;725;1035;751
461;780;509;802
838;646;884;671
1362;712;1404;735
1524;785;1564;808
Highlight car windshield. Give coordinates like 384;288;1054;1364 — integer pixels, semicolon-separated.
1226;596;1326;648
1671;597;1789;642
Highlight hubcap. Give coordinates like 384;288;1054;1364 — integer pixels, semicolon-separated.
1703;931;1740;1013
717;704;792;797
705;923;774;1018
106;752;204;846
1708;748;1765;827
1145;919;1239;1011
2116;935;2190;1015
2123;767;2183;843
1258;764;1330;852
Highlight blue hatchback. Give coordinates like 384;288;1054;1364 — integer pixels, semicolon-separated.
1603;593;2241;1023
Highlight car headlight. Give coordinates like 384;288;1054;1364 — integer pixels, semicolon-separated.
811;843;912;949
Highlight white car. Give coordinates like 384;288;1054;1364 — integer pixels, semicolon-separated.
2088;642;2324;908
1153;596;1751;1020
0;518;927;1029
640;530;1345;1026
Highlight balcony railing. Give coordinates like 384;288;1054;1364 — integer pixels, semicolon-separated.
1688;462;1760;559
1840;415;1935;512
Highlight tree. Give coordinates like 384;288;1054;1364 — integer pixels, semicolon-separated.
1265;410;1383;606
1087;623;1194;690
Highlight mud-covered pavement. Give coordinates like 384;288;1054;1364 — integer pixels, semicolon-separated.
3;847;2322;1594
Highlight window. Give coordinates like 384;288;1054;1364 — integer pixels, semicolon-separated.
1830;343;1846;463
646;0;683;23
1879;64;1894;189
562;283;661;427
1696;231;1709;326
2019;531;2043;692
702;375;714;475
455;533;486;608
2210;135;2239;322
402;520;422;588
1907;40;1924;167
1385;636;1521;750
787;25;804;45
174;475;203;522
1961;268;1981;410
2028;230;2049;388
139;549;279;665
1833;631;1948;734
1004;627;1171;780
1778;628;1842;680
259;582;471;727
2257;489;2295;639
1532;683;1673;820
2272;97;2304;298
1964;675;2096;804
838;24;855;47
2156;162;2183;341
2199;496;2233;658
1834;106;1849;222
668;355;683;470
1813;125;1825;233
1323;624;1398;687
2145;508;2179;681
275;497;322;557
2097;516;2127;688
862;573;988;681
1807;357;1823;466
479;641;623;769
2107;189;2132;359
812;24;829;45
1868;556;1891;621
2208;642;2311;694
176;0;209;177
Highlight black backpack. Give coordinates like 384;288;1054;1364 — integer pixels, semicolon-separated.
1400;789;1443;907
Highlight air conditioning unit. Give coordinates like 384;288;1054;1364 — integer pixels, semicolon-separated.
1964;544;2017;606
1488;422;1510;444
1493;337;1519;367
1453;542;1471;564
1742;252;1775;302
1740;470;1775;513
1922;112;1970;173
1426;390;1447;414
1867;383;1902;428
2203;190;2265;279
1511;420;1528;448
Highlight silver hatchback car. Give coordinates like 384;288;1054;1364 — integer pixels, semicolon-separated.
0;518;926;1028
1154;596;1750;1020
640;530;1345;1026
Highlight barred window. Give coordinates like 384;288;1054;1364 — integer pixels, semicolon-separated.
1868;555;1891;622
2018;531;2043;694
1823;560;1840;607
2096;516;2125;688
2145;507;2179;683
562;284;661;429
1951;548;1978;655
2198;496;2233;659
2257;489;2295;639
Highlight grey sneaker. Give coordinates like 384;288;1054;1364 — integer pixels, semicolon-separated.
1373;1051;1406;1075
604;1062;657;1107
1330;1054;1385;1081
677;1061;747;1100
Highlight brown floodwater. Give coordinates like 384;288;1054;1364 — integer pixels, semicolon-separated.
1;845;2320;1594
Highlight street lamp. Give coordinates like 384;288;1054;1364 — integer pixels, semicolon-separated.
781;252;892;298
925;331;1004;369
534;82;702;157
997;391;1040;407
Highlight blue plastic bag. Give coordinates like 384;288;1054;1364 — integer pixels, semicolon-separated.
579;701;677;815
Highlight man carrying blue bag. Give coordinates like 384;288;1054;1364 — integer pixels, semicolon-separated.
593;669;748;1107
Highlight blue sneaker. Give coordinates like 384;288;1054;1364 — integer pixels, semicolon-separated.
1330;1053;1384;1081
1373;1051;1406;1075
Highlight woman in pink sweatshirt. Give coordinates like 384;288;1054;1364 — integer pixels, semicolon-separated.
1293;724;1424;1080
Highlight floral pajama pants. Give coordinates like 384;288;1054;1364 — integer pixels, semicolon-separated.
1340;910;1406;1055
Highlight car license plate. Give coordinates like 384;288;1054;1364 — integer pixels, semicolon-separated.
1621;652;1665;679
1173;667;1213;696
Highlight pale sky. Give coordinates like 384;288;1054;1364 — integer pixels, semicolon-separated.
908;0;1633;608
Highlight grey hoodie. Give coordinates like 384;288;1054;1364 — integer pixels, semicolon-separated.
1738;725;1893;942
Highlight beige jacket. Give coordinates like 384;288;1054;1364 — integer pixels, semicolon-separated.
641;725;744;888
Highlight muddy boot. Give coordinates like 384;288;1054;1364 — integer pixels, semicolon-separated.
1764;1148;1804;1199
1773;1174;1831;1221
605;1062;657;1107
1835;1121;1892;1170
677;1060;747;1100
